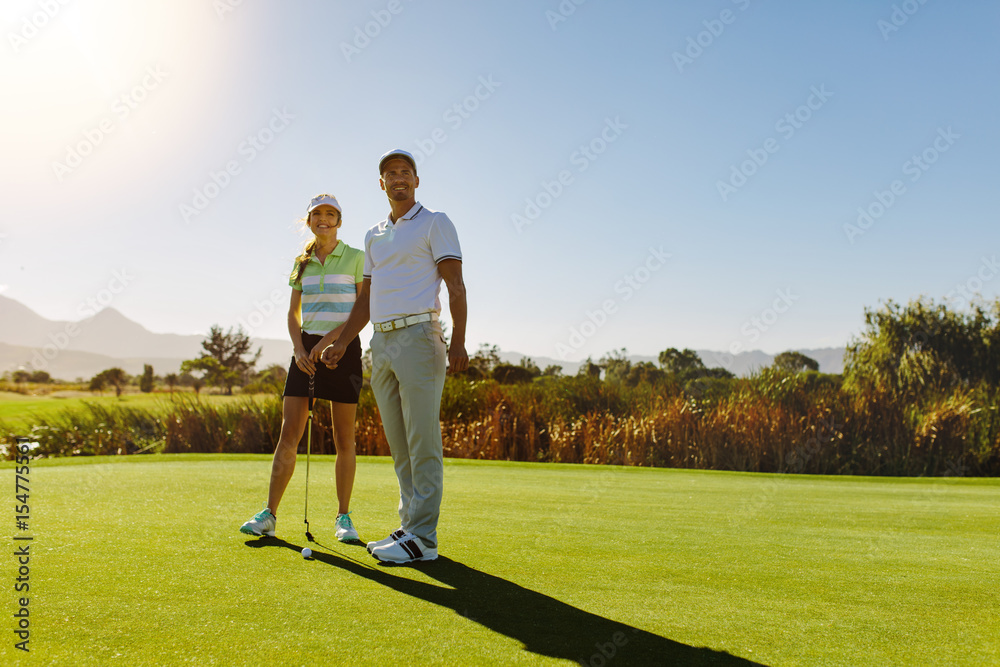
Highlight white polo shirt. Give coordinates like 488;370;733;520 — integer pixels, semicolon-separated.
363;202;462;324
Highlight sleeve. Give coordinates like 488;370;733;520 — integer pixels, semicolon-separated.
363;228;375;279
429;213;462;263
288;259;303;291
354;247;365;283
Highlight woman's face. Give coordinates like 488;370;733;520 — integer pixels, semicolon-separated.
309;205;341;237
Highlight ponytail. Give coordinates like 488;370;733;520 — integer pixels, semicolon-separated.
292;237;317;285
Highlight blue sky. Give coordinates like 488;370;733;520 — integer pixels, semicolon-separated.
2;0;998;364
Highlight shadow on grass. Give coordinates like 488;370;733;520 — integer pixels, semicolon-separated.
246;537;762;666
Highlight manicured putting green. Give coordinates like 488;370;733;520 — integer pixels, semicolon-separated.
1;454;996;665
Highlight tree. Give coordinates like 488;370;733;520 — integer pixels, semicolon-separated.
773;351;819;374
658;348;706;379
184;325;261;395
164;373;179;393
599;348;631;383
92;368;128;397
12;369;31;383
361;347;373;379
623;361;665;387
844;297;1000;400
139;364;155;393
519;356;541;377
492;364;535;384
243;363;288;394
470;344;501;375
577;357;602;378
29;370;50;383
181;357;232;395
542;364;563;377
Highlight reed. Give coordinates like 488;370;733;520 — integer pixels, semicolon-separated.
3;374;998;476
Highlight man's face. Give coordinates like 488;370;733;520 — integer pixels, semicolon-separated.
380;158;419;202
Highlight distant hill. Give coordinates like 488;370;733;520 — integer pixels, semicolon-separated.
499;347;845;377
0;342;198;381
0;295;845;381
0;295;291;380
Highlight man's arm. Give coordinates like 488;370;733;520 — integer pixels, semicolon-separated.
321;279;371;368
437;259;468;374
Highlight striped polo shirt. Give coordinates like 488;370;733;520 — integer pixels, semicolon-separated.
289;241;365;335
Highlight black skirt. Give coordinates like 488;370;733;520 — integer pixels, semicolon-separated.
282;332;363;404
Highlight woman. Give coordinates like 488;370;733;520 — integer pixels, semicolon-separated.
240;194;365;541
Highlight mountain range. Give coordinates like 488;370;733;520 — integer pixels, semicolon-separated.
0;295;845;380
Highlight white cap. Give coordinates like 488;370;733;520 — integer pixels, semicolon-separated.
378;149;417;176
307;194;342;214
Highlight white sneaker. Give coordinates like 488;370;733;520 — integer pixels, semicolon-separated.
335;512;359;542
239;506;276;537
366;528;407;554
370;532;437;563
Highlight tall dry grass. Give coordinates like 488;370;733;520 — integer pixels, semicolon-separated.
3;372;998;476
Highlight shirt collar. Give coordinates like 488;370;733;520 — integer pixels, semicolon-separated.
309;240;345;263
388;202;423;225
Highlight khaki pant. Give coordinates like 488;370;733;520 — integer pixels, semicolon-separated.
370;321;447;549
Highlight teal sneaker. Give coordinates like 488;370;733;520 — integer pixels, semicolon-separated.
240;507;276;537
335;512;359;542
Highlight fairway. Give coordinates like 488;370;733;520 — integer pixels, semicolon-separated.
2;455;997;665
0;391;263;432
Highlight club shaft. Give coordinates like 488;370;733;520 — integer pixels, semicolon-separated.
304;374;314;532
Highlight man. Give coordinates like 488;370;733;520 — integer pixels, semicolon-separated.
322;149;468;563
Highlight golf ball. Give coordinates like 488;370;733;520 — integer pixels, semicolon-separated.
301;547;312;559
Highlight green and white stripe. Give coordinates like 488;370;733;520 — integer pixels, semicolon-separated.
290;242;365;335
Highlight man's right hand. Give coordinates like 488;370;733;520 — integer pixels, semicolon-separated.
321;340;347;369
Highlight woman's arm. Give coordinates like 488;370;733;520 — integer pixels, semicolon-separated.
288;288;316;375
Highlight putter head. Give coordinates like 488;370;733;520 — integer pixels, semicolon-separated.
305;531;315;542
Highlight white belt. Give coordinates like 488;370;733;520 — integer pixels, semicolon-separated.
372;312;438;333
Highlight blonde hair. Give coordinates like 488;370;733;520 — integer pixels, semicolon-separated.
291;196;342;284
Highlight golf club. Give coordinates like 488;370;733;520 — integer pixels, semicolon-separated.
304;372;315;543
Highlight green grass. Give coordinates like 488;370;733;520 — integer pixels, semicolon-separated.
1;455;997;665
0;391;262;431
